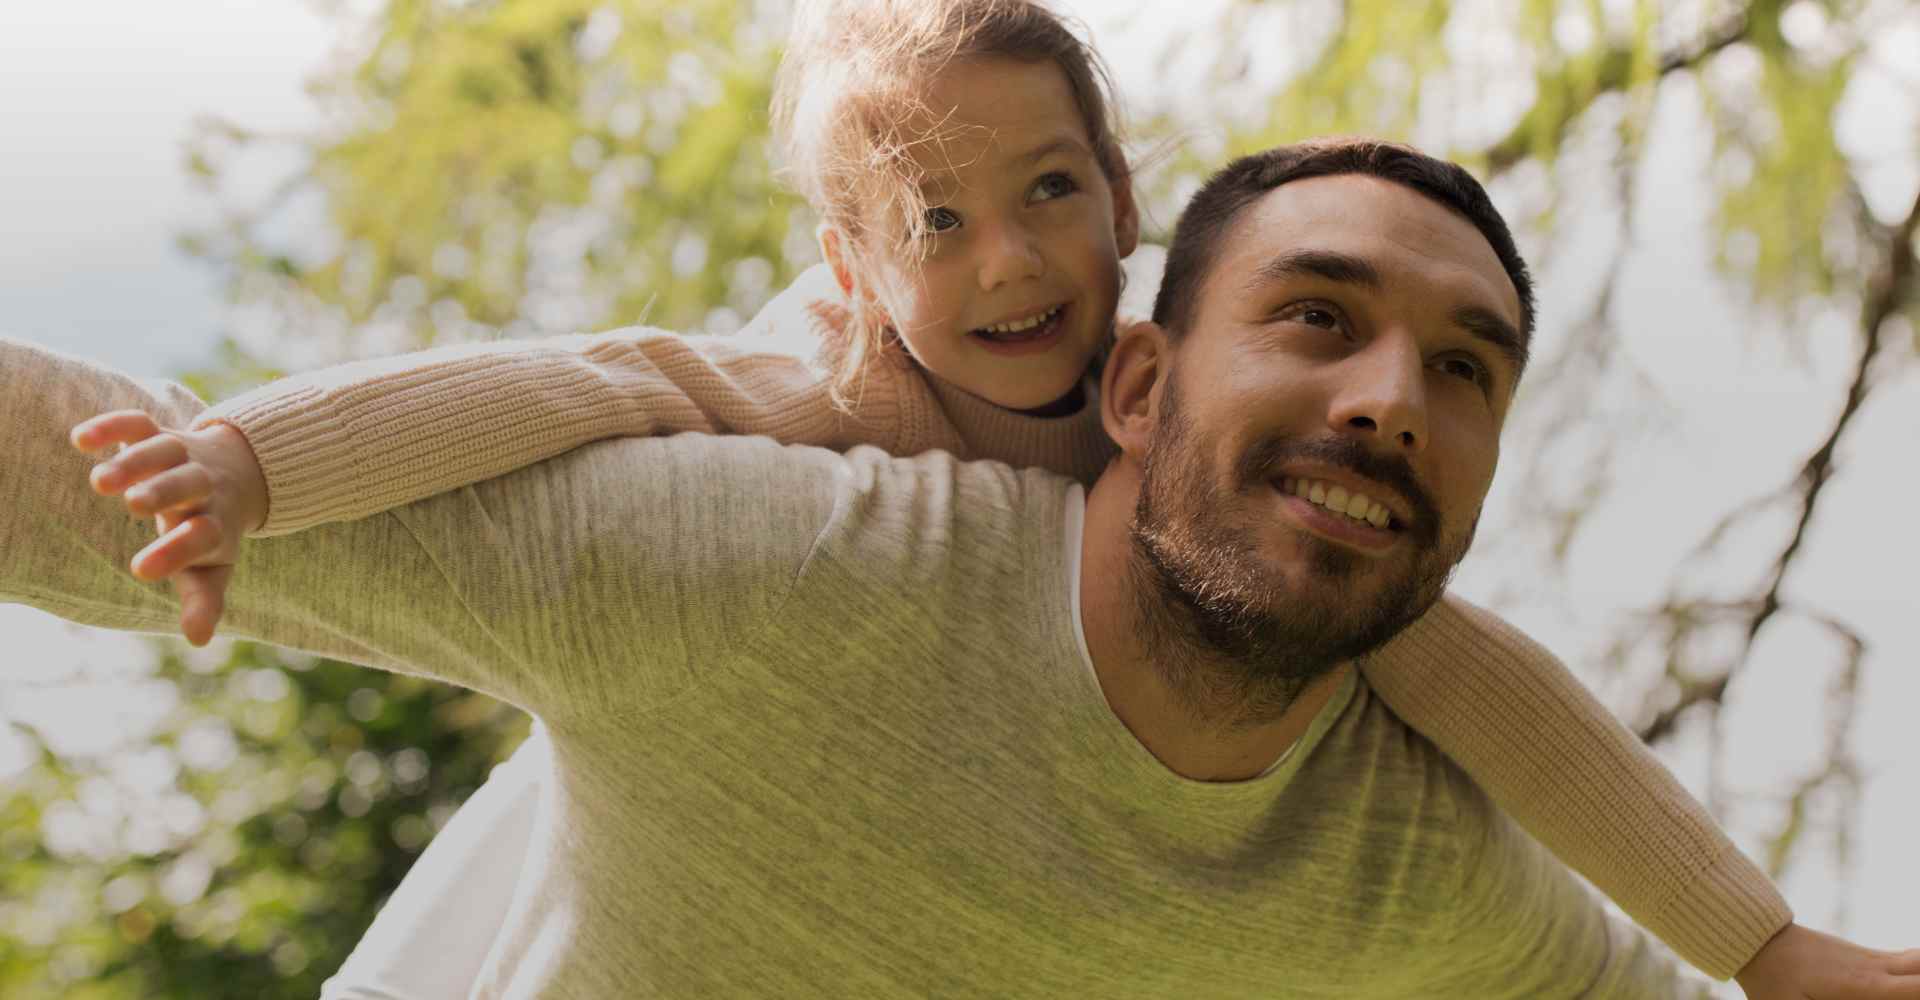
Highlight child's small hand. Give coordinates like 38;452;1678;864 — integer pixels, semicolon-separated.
68;412;270;647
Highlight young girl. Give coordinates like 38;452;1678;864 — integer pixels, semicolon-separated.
83;0;1791;992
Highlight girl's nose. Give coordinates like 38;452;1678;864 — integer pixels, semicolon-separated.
978;223;1045;291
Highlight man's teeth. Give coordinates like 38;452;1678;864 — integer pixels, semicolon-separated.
1281;477;1393;530
980;306;1061;335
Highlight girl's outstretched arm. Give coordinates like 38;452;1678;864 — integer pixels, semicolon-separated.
1359;593;1792;980
203;265;932;537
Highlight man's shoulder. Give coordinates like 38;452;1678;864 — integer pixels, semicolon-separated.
562;432;1077;491
537;434;1079;541
1322;674;1493;836
1337;668;1559;890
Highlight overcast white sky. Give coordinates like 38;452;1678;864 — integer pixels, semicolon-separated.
1;1;1915;985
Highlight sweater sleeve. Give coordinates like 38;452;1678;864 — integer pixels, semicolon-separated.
197;264;913;537
1360;593;1792;980
0;337;831;721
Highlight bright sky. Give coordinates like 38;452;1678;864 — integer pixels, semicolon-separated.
1;2;1915;985
0;1;334;373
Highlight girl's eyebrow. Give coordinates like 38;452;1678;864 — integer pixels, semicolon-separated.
1009;134;1091;165
918;134;1093;197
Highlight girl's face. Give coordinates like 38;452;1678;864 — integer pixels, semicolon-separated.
831;56;1139;412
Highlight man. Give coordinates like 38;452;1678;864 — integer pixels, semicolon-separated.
4;140;1913;997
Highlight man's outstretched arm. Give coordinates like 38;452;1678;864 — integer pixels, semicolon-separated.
0;337;830;719
0;336;553;708
1438;769;1920;998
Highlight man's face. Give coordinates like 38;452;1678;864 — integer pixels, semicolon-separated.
1131;174;1525;677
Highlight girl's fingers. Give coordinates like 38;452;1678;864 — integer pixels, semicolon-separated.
90;433;189;495
124;464;212;517
130;515;224;582
175;566;231;647
70;410;162;452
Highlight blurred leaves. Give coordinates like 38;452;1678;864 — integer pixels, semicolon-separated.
2;640;525;997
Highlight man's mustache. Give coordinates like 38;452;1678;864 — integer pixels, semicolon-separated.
1237;435;1442;545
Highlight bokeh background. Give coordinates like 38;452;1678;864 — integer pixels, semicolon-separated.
2;1;1916;996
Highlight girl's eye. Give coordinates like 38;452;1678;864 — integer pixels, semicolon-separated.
1030;172;1078;202
925;206;961;233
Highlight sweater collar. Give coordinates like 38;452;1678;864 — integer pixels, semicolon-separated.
922;368;1116;487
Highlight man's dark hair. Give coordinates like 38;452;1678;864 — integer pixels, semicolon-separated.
1150;138;1535;369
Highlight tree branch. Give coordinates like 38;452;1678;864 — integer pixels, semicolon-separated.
1634;181;1920;744
1485;9;1754;175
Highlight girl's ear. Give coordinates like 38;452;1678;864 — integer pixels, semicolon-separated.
816;224;859;297
818;222;896;332
1101;318;1167;459
1110;170;1140;259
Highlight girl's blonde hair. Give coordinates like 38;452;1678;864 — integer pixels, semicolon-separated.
769;0;1131;401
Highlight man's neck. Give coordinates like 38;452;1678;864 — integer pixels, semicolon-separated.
1078;466;1348;783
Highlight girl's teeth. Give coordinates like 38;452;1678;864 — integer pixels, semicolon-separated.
982;306;1059;335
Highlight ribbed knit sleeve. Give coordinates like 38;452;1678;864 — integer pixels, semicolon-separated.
1360;594;1792;979
197;266;916;537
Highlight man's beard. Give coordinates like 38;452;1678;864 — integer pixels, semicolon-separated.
1126;380;1475;726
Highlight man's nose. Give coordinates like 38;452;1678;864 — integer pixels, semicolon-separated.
1327;335;1428;453
977;219;1044;291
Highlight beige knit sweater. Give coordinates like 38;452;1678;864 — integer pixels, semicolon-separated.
198;264;1790;979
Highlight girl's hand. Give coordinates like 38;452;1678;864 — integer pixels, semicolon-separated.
1736;923;1920;999
69;412;269;646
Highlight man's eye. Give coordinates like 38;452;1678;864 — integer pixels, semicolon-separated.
1438;355;1490;386
1031;172;1078;202
1278;303;1343;331
1274;301;1351;337
925;207;961;232
1299;307;1340;329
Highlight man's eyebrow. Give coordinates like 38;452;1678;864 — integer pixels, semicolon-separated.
1451;304;1528;373
1247;248;1529;373
1243;249;1384;294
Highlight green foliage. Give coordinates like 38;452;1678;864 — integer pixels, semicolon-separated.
1706;1;1861;302
1174;0;1877;312
3;640;526;998
204;0;798;354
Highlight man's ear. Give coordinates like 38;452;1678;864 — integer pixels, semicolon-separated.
1101;318;1167;458
1109;169;1140;259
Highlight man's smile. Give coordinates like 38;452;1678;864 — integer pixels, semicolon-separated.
1272;475;1403;554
